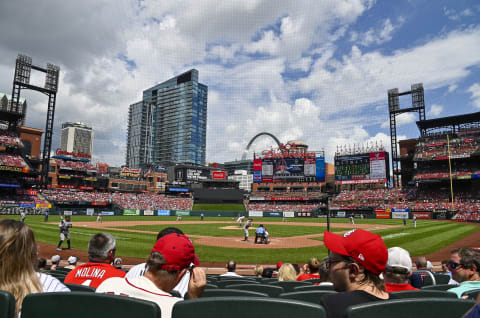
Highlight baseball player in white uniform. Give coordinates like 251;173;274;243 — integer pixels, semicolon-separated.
57;216;72;251
20;212;26;223
236;215;245;227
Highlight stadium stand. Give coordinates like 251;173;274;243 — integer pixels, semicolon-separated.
40;189;193;210
0;129;23;148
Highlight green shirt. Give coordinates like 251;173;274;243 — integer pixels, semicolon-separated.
448;281;480;298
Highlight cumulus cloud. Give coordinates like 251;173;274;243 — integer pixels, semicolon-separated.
467;83;480;108
349;17;405;47
0;1;479;167
444;7;474;21
428;104;444;116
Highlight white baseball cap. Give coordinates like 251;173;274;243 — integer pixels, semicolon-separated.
386;247;412;272
51;255;61;263
68;256;77;264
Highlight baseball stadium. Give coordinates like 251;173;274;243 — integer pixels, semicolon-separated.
1;55;480;317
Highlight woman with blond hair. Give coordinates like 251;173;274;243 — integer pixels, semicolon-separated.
0;219;70;316
254;264;264;277
278;263;297;281
297;257;322;281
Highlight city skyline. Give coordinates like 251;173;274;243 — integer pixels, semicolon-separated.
0;1;479;166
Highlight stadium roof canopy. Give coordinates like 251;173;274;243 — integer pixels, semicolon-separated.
416;111;480;135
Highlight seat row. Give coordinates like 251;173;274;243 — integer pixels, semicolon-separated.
0;290;475;318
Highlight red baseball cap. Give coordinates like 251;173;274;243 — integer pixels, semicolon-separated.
323;229;388;275
151;233;198;271
276;261;284;269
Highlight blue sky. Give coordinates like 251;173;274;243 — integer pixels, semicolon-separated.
0;0;479;166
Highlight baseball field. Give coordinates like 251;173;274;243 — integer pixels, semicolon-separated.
2;214;479;266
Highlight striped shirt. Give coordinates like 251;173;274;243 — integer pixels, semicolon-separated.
37;273;71;292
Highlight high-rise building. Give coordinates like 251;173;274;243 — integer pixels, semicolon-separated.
0;93;27;126
60;122;94;156
126;69;208;168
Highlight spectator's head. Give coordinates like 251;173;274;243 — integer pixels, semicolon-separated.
276;261;284;270
278;263;297;281
383;247;412;284
323;229;387;292
88;232;117;263
307;257;321;274
319;260;330;282
449;247;480;283
441;260;450;273
113;258;123;269
426;260;434;271
227;260;237;272
37;258;47;270
156;227;184;240
68;256;78;266
415;256;427;270
51;254;61;265
254;265;263;277
0;219;42;316
146;233;198;292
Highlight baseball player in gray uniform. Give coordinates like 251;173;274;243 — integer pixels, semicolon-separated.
57;216;72;251
242;218;252;242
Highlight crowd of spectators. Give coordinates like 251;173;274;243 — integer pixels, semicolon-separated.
330;188;480;213
0;129;23;147
250;190;324;199
414;167;480;181
56;159;97;172
40;189;193;210
2;219;480;318
247;202;323;212
414;131;480;161
0;153;28;167
0;193;41;205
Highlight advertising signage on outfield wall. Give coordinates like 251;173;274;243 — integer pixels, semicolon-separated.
413;212;431;219
157;210;170;216
124;209;139;215
169;187;189;192
176;210;190;216
102;211;114;216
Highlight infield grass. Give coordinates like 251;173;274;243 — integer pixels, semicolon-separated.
2;215;478;264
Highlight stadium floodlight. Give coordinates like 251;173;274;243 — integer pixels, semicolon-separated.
15;54;32;85
45;63;60;92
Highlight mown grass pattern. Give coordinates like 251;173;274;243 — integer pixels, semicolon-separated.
1;215;477;263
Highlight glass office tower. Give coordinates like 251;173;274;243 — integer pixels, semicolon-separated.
127;69;207;168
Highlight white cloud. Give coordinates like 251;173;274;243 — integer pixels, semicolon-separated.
448;84;458;93
444;7;474;21
297;27;480;116
428;104;444;116
350;17;404;47
467;83;480;108
1;1;479;167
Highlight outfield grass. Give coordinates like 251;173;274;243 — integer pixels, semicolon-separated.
192;203;246;211
2;215;478;264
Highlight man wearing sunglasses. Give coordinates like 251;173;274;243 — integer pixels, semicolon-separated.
320;229;393;318
447;247;480;298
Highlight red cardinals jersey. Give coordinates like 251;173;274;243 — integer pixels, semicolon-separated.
64;262;126;288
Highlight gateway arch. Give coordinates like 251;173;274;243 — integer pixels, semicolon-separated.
241;132;282;160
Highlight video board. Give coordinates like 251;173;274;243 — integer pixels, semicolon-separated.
253;155;325;183
334;152;388;184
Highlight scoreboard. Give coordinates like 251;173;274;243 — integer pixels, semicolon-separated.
335;152;389;185
253;155;325;183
